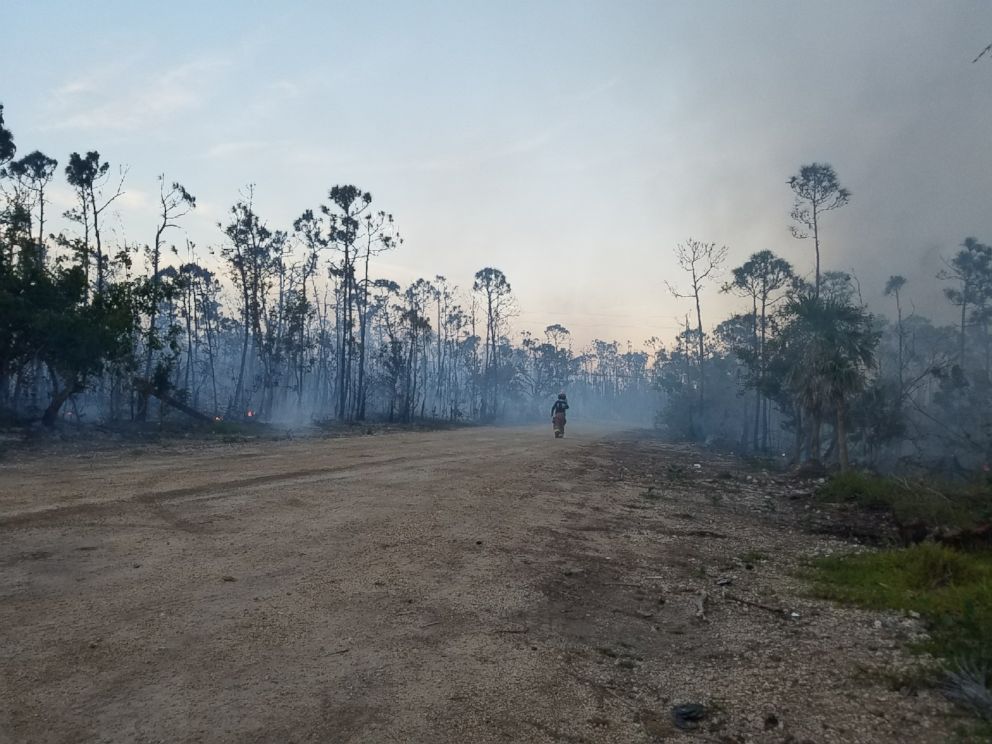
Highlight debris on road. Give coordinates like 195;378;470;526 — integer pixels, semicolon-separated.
671;703;708;730
694;590;708;621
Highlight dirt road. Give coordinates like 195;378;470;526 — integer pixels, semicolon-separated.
0;426;957;743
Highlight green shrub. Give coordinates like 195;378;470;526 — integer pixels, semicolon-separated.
811;543;992;664
817;471;992;530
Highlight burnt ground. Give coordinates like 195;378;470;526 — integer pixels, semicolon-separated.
0;425;965;743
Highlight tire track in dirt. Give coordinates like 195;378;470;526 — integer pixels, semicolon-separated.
0;447;525;529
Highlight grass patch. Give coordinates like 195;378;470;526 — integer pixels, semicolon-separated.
811;543;992;664
812;543;992;730
954;720;992;742
817;471;992;530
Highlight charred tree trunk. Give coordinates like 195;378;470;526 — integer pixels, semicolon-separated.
836;397;850;471
41;368;83;428
132;377;213;423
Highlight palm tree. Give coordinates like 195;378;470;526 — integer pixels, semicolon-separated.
782;293;878;470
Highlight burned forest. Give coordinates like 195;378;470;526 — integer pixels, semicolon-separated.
2;3;992;743
1;106;989;479
0;113;655;430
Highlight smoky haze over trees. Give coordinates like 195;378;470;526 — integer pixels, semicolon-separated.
653;156;992;475
1;100;991;474
0;107;657;430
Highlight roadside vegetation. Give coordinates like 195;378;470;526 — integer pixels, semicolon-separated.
816;470;992;533
811;544;992;736
809;471;992;735
812;544;992;664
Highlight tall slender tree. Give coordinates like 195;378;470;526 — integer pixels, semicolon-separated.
221;189;278;416
321;185;372;419
884;275;907;394
8;150;58;267
65;151;124;294
473;267;513;419
788;163;850;298
667;238;728;426
355;209;399;420
136;176;196;420
938;238;992;371
723;250;794;449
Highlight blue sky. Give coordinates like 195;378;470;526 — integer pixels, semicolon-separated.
3;1;992;345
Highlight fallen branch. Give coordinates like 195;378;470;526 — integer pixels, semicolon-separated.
132;377;213;423
724;593;787;616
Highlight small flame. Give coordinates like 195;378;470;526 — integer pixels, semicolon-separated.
214;416;223;422
246;409;255;418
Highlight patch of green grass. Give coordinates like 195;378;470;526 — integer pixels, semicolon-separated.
812;544;992;731
817;471;992;530
953;719;992;742
810;543;992;664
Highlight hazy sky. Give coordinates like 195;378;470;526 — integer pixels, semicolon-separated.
3;1;991;347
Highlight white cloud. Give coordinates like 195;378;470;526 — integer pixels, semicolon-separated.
379;125;560;175
190;199;221;220
55;78;97;96
116;188;151;212
46;185;78;212
46;56;230;132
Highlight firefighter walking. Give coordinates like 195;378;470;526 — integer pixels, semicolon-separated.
551;392;569;438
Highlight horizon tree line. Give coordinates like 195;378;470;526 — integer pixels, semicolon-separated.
2;103;989;475
0;103;656;430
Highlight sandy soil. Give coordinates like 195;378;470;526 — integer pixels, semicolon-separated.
0;425;963;743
